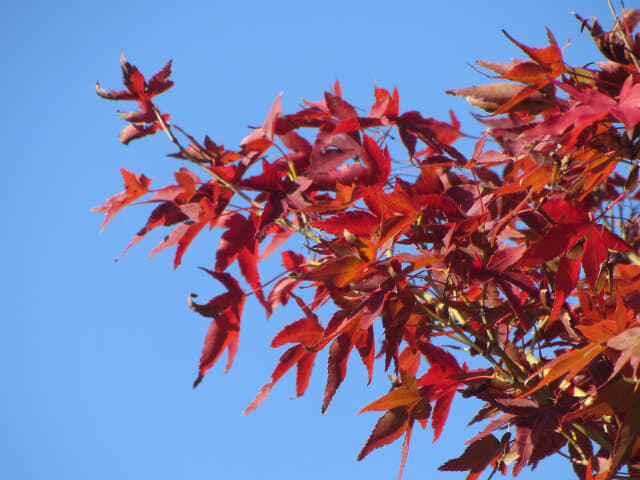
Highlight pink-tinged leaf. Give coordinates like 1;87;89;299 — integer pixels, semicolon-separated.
243;345;304;414
242;384;272;416
549;81;627;145
258;224;295;262
557;76;640;140
357;407;409;461
240;93;283;154
118;121;162;145
149;222;192;259
118;202;189;257
268;277;298;311
370;86;399;119
278;130;312;154
446;83;555;114
173;220;206;269
322;333;353;414
243;344;313;415
308;144;359;174
308;163;370;188
117;101;156;123
607;327;640;381
92;168;152;230
356;288;391;330
475;60;513;75
470;131;488;164
616;76;640;134
467;413;517;445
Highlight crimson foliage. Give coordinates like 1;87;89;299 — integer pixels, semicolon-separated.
95;9;640;480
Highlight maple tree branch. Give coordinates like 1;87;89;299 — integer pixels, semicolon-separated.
558;429;589;467
271;141;327;244
152;105;261;207
412;289;515;382
151;105;324;246
570;420;613;453
607;0;640;73
97;26;640;478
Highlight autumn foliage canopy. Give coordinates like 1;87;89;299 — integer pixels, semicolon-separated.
95;8;640;480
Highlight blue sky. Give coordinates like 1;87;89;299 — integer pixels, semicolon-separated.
2;1;614;479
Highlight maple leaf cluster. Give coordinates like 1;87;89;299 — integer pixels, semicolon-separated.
95;8;640;480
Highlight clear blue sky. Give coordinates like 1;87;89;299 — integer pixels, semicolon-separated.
2;1;614;479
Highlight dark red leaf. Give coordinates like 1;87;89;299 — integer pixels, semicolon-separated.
322;333;353;414
439;434;504;480
357;407;409;461
242;345;306;415
324;91;358;120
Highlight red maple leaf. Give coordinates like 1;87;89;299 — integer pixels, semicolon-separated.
96;54;173;102
190;270;245;387
92;168;151;230
518;199;630;320
243;314;324;415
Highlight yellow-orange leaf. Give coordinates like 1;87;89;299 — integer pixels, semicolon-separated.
519;343;606;398
360;373;421;413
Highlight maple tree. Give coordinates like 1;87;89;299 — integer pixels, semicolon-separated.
94;6;640;480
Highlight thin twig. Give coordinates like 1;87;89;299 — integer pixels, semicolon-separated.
607;0;640;73
151;105;324;245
